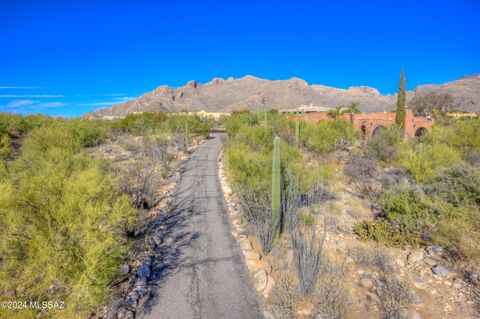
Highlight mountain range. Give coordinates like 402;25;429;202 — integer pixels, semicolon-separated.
86;75;480;117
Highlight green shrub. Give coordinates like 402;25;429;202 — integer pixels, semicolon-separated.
301;120;355;154
367;126;402;162
434;206;480;262
397;141;462;183
0;121;136;319
424;164;480;207
379;187;443;234
354;220;420;247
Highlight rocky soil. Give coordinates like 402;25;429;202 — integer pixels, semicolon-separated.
219;152;480;319
87;134;203;319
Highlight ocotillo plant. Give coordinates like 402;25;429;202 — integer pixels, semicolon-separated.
295;110;300;147
184;122;189;150
271;136;282;240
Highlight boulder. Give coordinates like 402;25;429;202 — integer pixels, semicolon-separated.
263;275;276;297
359;277;374;289
408;251;424;264
432;265;455;279
254;270;268;292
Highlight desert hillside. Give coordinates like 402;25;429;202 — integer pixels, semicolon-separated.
86;75;480;117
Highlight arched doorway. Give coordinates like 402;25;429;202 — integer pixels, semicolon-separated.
372;125;386;137
361;122;367;138
415;127;427;137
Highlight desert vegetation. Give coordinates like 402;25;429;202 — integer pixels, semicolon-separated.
0;112;212;319
222;108;480;318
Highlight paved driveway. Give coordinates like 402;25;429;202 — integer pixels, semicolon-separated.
138;133;262;319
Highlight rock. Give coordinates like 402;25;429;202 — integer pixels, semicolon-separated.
409;290;422;305
401;309;422;319
365;292;378;303
426;246;444;255
152;233;163;246
432;265;455;279
423;257;437;267
408;251;424;264
123;311;135;319
357;269;365;275
359;277;374;289
245;251;261;270
126;292;138;309
409;274;426;290
396;258;405;267
137;264;151;279
238;238;252;251
254;270;268;292
444;280;452;286
452;278;463;289
263;275;275;297
117;263;130;277
263;310;276;319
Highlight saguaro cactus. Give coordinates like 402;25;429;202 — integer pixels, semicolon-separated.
295;110;300;147
271;136;281;240
264;110;268;127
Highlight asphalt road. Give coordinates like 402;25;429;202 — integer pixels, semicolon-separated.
138;133;263;319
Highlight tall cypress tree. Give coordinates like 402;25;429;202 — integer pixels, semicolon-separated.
395;68;407;129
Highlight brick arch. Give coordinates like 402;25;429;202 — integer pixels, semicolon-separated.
372;125;387;137
414;126;428;137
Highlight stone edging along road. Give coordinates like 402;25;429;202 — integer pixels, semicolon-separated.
137;133;264;319
218;144;278;319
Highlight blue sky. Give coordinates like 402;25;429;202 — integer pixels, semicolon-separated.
1;0;479;117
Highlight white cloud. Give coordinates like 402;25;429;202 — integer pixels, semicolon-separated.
0;86;43;89
38;102;67;108
0;94;64;98
6;100;36;108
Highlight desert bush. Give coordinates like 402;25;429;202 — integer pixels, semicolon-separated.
344;153;379;200
301;120;356;154
290;186;328;296
0;119;136;319
237;189;274;253
0;134;12;159
434;205;480;263
223;111;255;137
423;163;480;207
354;220;418;247
271;272;298;319
315;258;350;319
377;274;414;319
120;161;163;209
396;141;461;183
347;245;393;273
367;126;402;162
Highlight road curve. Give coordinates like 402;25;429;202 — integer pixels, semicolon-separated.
138;133;262;319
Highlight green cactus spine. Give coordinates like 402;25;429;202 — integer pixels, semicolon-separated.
295;110;300;147
271;136;281;240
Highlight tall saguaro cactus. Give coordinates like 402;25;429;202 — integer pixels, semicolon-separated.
271;136;282;240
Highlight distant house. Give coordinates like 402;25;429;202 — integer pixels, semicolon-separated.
446;112;477;119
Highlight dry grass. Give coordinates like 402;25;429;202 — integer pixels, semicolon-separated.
315;257;351;319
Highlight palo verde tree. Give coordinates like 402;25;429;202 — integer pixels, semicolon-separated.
395;68;407;129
